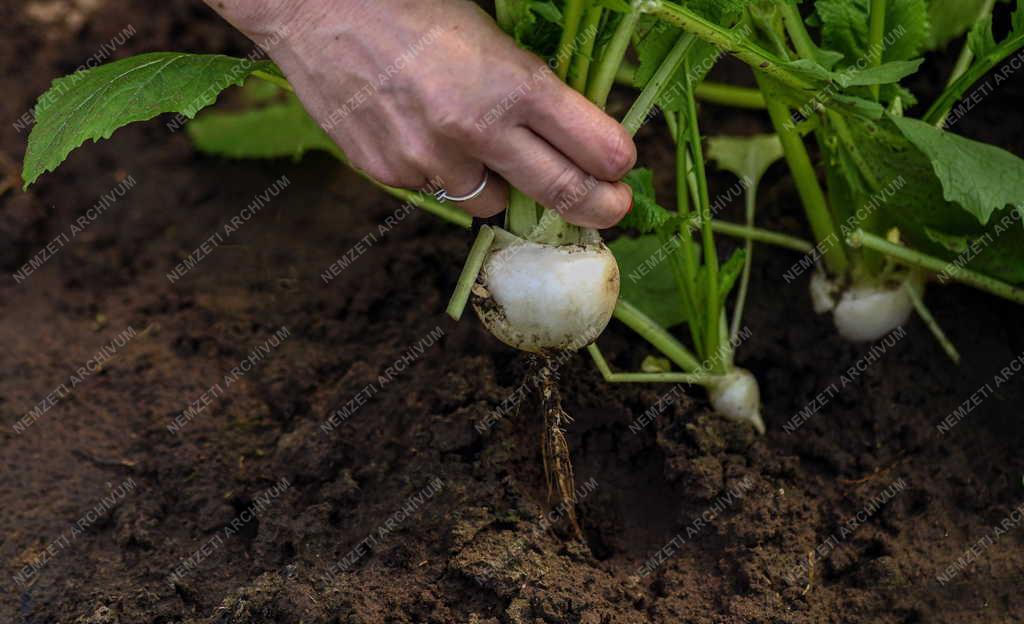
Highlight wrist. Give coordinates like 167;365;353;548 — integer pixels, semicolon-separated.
206;0;366;43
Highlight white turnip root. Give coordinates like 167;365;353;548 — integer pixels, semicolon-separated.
472;235;620;353
708;368;765;434
811;271;915;342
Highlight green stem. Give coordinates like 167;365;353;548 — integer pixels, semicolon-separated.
361;176;472;229
779;3;818;61
758;74;848;276
642;0;816;93
867;0;887;100
446;226;495;320
665;109;679;141
903;275;961;364
614;62;766;109
730;186;757;341
710;220;814;252
506;188;538;236
554;0;587;80
622;33;696;136
587;7;642;107
587;344;718;387
925;31;1024;125
695;81;766;109
674;110;705;356
570;5;604;92
848;229;1024;305
251;70;294;92
934;0;997;127
613;299;702;373
615;60;636;87
682;64;723;373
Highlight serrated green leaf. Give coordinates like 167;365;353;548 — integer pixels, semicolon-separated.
840;58;924;87
633;0;749;111
187;94;343;161
783;58;837;82
926;0;993;49
635;19;685;87
23;52;274;187
967;14;998;58
815;0;929;66
619;168;675;233
496;0;562;55
829;114;1024;284
609;234;689;328
783;57;921;88
889;115;1024;226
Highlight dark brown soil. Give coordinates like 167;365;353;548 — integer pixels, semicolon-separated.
3;2;1023;623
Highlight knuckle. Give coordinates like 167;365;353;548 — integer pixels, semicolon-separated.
544;168;592;215
402;142;438;175
604;128;637;179
360;158;421;189
432;101;484;143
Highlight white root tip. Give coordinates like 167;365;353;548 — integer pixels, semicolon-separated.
473;240;620;353
832;282;913;342
809;271;838;314
709;368;765;434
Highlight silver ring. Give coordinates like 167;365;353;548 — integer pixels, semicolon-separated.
434;171;489;203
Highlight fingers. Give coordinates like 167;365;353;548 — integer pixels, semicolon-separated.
475;126;632;229
438;164;509;219
526;80;637;181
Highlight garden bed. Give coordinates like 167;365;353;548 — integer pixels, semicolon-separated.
2;1;1023;622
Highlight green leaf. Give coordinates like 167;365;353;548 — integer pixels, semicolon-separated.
640;355;672;372
827;114;1024;284
496;0;563;55
23;52;275;187
967;14;998;59
926;0;995;49
187;94;343;161
635;18;685;87
609;234;689;328
889;115;1024;226
633;0;749;111
707;133;784;186
530;1;563;25
596;0;632;12
830;93;885;119
839;58;924;87
717;248;747;305
783;58;836;82
619;168;675;233
924;226;971;253
815;0;930;65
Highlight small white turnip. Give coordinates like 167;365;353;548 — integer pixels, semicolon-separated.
708;368;765;434
472;238;620;353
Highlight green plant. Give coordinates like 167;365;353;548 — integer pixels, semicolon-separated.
633;0;1024;362
20;0;793;536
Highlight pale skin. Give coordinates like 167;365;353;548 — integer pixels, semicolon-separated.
205;0;636;228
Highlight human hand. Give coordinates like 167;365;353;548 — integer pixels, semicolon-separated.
207;0;637;228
